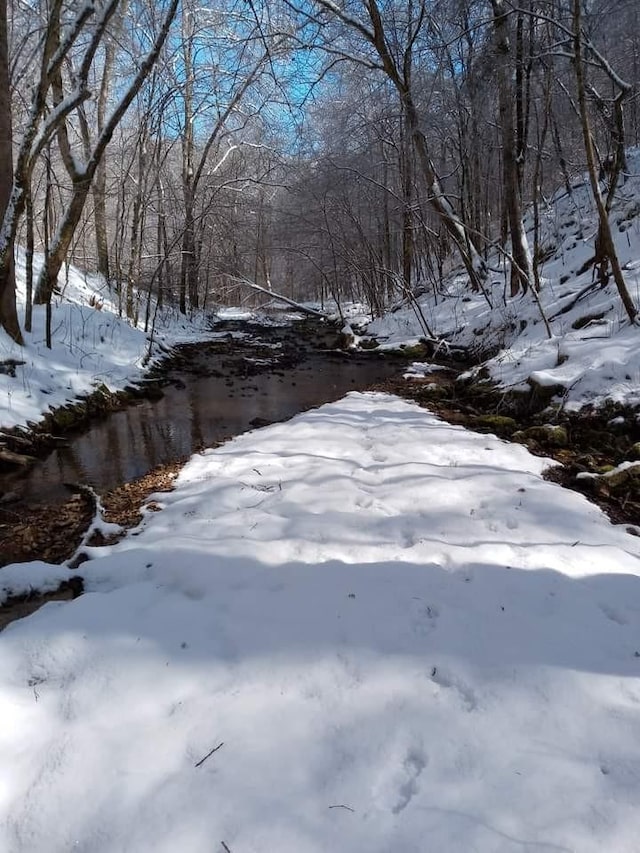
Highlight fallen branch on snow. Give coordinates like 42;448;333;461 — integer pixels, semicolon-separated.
194;741;224;768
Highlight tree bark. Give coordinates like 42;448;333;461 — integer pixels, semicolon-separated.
0;0;22;343
491;0;534;296
34;0;179;306
400;110;414;293
572;0;636;323
179;5;195;314
92;36;118;283
367;0;488;292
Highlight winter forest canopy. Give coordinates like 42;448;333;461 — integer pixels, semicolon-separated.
0;0;639;343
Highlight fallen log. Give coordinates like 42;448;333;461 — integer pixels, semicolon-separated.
223;276;330;319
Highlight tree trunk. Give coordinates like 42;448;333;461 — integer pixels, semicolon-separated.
403;95;487;293
34;0;179;306
179;195;195;314
126;192;142;319
0;0;21;344
311;0;488;294
126;122;148;320
92;37;117;283
491;0;534;296
572;0;636;324
24;185;34;333
179;5;195;314
400;110;414;293
93;164;110;281
35;178;93;305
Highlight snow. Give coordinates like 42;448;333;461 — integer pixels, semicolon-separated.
2;392;640;851
0;250;220;431
601;460;640;479
5;141;640;852
366;147;640;411
404;361;449;379
0;561;82;606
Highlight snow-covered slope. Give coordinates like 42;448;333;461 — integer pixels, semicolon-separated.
2;393;640;851
367;148;640;411
0;252;214;431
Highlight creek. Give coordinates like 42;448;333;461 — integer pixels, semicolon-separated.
6;319;402;507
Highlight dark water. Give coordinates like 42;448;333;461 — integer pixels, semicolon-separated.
9;324;401;506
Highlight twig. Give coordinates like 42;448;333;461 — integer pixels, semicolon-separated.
194;741;224;768
328;804;355;812
221;843;232;853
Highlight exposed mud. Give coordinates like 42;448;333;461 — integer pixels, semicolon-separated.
0;577;84;633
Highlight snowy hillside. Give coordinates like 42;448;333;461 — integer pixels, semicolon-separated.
0;252;214;431
6;148;640;435
367;148;640;412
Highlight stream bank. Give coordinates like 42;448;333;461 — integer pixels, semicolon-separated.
377;362;640;531
3;321;640;632
0;318;403;569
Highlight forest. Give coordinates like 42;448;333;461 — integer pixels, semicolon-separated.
1;0;639;344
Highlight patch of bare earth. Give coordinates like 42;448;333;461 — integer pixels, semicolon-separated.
0;461;184;630
0;491;96;568
98;460;184;537
0;578;84;632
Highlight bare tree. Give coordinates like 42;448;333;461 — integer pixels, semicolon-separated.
490;0;534;296
294;0;489;293
0;0;19;343
34;0;179;307
571;0;636;323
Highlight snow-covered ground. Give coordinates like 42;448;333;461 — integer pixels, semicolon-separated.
366;148;640;411
2;392;640;852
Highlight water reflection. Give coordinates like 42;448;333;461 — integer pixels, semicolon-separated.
18;350;398;505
